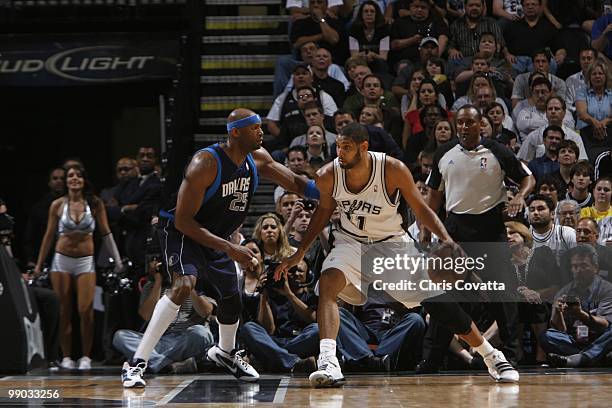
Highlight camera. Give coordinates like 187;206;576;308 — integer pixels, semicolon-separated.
302;199;317;211
145;223;171;287
25;266;50;288
565;295;580;307
260;260;299;291
100;258;134;295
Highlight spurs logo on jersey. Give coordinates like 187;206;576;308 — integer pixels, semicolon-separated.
332;152;404;241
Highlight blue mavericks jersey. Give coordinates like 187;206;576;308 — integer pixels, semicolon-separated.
165;143;258;241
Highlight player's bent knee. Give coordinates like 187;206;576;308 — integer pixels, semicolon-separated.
319;269;347;297
217;293;242;325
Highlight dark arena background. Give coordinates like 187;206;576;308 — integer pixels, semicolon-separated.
0;0;611;406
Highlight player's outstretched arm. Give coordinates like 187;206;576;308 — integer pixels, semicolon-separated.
274;164;337;280
386;157;452;243
174;151;254;264
252;147;313;197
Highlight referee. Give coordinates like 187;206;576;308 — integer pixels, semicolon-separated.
421;105;536;371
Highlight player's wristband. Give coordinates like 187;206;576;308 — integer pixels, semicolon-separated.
304;179;320;200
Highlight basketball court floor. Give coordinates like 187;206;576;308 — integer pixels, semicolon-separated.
1;366;611;407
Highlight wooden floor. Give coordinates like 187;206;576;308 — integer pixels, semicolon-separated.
1;367;612;407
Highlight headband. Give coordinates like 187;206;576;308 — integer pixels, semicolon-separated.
226;114;262;132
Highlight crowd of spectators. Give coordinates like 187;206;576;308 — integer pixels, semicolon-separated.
2;0;612;375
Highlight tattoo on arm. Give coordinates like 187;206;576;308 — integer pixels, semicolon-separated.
201;157;216;168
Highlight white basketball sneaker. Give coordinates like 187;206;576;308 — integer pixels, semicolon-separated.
77;356;91;370
484;349;520;383
60;357;75;370
121;360;147;388
309;356;346;388
207;346;259;382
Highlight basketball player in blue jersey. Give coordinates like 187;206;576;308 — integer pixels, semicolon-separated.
275;122;519;387
121;108;320;388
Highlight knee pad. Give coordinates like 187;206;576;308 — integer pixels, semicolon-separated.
217;293;242;325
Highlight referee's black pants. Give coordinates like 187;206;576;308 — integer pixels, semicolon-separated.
422;205;520;365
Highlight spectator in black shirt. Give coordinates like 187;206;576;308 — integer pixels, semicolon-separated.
506;221;561;363
503;0;567;76
405;104;447;165
239;260;320;373
311;46;346;107
566;160;595;209
349;1;391;74
331;110;403;160
289;0;346;64
448;0;509;63
391;41;440;101
390;0;450;67
24;167;65;267
240;239;265;325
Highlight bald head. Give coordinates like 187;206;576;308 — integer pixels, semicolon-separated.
228;108;256;123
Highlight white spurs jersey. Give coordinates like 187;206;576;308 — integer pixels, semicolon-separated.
332;151;405;242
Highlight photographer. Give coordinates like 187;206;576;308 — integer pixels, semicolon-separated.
112;256;215;374
239;259;319;373
540;245;612;367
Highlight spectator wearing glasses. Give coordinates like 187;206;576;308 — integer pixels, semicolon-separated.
557;199;581;229
267;64;338;140
289;103;337;152
569;217;612;277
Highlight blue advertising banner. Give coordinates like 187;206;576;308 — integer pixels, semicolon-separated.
0;34;179;86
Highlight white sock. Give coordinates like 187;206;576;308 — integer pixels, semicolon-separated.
218;321;239;353
133;295;180;362
319;338;337;360
473;338;495;358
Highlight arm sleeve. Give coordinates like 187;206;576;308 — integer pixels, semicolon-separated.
379;36;390;52
266;93;286;121
426;143;455;191
102;233;123;269
488;140;531;183
516;131;539;162
575;85;587;102
349;36;360;52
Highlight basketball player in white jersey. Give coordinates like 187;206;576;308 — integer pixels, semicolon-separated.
277;122;520;387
